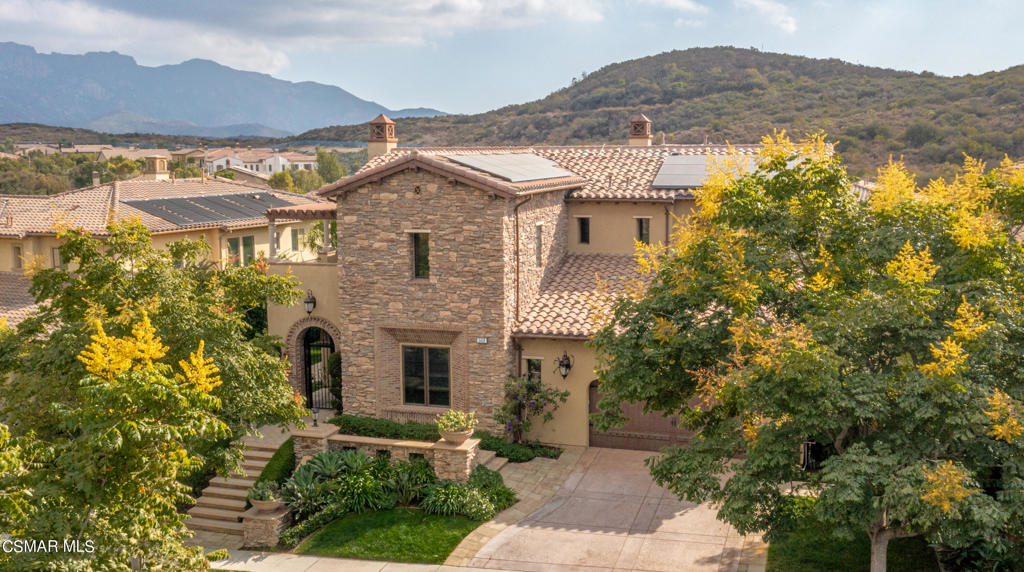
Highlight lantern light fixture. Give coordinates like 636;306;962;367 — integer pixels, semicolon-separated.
311;407;319;427
303;290;317;315
555;351;574;379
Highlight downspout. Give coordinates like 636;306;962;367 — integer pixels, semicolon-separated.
512;195;533;378
665;205;671;244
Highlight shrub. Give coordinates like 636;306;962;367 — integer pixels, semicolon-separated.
495;375;569;444
328;414;440;441
475;430;562;463
306;450;349;481
435;409;478;433
282;465;327;520
422;481;496;521
390;459;438;505
334;472;395;513
256;437;296;486
468;465;517;511
247;481;280;502
337;449;373;474
279;502;348;548
205;548;229;561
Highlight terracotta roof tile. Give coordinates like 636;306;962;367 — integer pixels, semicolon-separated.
358;145;760;201
0;272;38;327
0;178;319;237
516;254;638;338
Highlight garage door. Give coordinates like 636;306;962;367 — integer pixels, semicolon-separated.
588;381;692;451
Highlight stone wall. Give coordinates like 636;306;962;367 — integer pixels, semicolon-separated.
502;190;569;375
241;506;292;548
336;169;509;429
291;427;478;482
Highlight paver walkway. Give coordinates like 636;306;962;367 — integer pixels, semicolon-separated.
211;550;522;572
464;448;768;572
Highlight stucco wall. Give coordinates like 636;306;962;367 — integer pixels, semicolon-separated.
565;201;683;254
517;338;596;448
337;169;509;430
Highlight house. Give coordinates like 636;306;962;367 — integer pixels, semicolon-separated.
266;114;762;451
97;148;173;162
206;148;317;175
217;165;272;188
0;158;326;326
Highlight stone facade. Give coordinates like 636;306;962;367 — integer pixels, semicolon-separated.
337;169;510;429
292;424;338;461
241;506;292;548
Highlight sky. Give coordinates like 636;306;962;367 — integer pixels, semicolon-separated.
0;0;1019;114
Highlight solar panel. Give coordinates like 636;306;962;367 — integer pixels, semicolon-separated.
123;193;297;226
443;154;574;183
651;155;710;189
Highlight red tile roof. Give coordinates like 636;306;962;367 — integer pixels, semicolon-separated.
355;144;760;201
0;272;38;327
516;254;639;338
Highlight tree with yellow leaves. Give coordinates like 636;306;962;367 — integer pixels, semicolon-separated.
0;315;229;569
591;134;1024;571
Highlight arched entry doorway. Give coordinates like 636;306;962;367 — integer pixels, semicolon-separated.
303;327;338;410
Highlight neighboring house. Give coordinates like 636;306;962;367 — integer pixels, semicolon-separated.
219;165;272;188
16;143;115;157
266;114;761;451
207;148;317;175
0;159;325;326
97;148;172;162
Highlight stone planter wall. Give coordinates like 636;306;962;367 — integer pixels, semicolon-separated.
291;426;478;482
241;506;292;548
291;424;339;463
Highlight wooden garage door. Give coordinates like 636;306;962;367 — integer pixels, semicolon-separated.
588;381;692;451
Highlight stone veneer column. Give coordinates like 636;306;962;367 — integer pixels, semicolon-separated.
291;423;339;463
241;506;292;548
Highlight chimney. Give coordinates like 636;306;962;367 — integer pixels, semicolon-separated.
628;113;653;146
367;114;397;159
92;171;100;186
140;155;170;181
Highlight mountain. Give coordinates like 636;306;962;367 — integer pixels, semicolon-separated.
290;47;1024;181
0;42;444;136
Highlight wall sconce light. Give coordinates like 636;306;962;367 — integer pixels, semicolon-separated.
303;290;317;315
555;351;574;379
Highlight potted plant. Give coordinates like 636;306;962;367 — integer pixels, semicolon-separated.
248;481;283;512
436;409;478;444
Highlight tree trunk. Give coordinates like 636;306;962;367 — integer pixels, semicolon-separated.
868;528;895;572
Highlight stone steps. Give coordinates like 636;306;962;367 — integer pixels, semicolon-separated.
186;517;244;535
201;485;249;501
188;505;243;522
244;449;276;462
209;476;257;490
475;449;496;467
195;495;247;511
243;458;269;472
486;456;508;472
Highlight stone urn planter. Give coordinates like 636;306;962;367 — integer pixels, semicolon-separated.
250;499;284;512
441;429;473;445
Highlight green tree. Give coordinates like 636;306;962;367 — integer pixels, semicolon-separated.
213;170;236;180
105;155;140;179
316;149;344;183
0;315;228;569
591;134;1024;571
268;170;295;192
172;161;202;178
292;169;325;193
0;220;307;483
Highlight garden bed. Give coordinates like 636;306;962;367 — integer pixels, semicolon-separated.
295;507;478;563
327;414;562;463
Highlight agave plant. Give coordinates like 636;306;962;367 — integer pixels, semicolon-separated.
306;450;348;481
282;465;327;520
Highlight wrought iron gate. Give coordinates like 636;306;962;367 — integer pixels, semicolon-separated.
303;327;339;411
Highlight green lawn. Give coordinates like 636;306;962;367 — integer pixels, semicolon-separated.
295;507;480;564
767;517;940;572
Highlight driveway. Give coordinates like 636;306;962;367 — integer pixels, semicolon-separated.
469;448;766;572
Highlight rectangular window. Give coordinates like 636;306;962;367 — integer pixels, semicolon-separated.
402;346;450;406
227;237;240;266
291;228;306;252
525;358;542;382
12;245;21;270
242;235;255;265
535;224;544;266
50;247;63;269
411;232;429;278
636;217;651;245
577;217;590;244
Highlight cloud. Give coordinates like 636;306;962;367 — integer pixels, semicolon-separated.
735;0;797;33
0;0;605;74
639;0;709;13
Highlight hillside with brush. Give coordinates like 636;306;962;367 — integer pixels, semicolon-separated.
292;47;1024;181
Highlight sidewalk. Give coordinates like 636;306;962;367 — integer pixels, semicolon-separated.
211;550;520;572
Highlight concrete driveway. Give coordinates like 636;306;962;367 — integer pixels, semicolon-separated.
469;448;766;572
